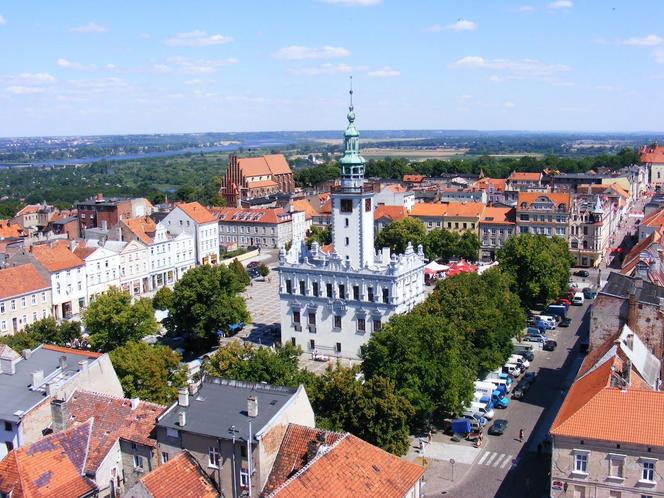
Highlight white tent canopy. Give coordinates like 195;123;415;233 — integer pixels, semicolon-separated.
425;261;450;273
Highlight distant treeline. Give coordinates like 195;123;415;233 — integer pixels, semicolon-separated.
294;148;640;187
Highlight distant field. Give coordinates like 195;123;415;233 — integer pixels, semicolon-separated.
360;147;469;159
487;153;545;158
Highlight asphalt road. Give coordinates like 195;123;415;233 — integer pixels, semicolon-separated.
440;298;592;498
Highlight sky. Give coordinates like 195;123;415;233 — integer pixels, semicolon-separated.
1;0;664;137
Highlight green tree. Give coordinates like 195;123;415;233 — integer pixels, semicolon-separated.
109;341;187;405
305;225;332;247
375;217;427;254
228;258;250;289
497;234;573;308
424;228;460;262
165;265;251;353
258;263;270;279
23;318;81;346
0;332;38;352
457;230;480;261
83;288;159;352
152;286;174;311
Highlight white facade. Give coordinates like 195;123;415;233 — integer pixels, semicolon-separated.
82;245;121;300
291;210;310;243
279;92;426;359
163;204;220;265
147;225;196;290
373;185;415;211
51;266;87;320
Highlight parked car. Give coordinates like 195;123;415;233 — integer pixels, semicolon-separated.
559;317;572;327
583;288;597;299
523;371;537;384
247;261;261;269
488;419;508;436
525;334;545;343
572;292;585;306
543;339;557;351
556;298;571;306
574;270;590;277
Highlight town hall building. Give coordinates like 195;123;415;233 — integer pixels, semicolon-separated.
278;87;425;359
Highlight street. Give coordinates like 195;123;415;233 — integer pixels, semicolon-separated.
420;297;592;498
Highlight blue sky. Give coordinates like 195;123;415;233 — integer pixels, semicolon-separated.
1;0;663;136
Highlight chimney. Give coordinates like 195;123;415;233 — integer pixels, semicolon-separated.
247;395;258;418
96;193;104;202
130;398;140;410
177;387;189;407
59;355;68;370
306;435;324;462
622;359;631;386
101;220;108;230
0;357;16;375
31;370;44;387
51;398;69;432
78;360;88;371
21;349;32;360
625;333;634;351
178;411;186;427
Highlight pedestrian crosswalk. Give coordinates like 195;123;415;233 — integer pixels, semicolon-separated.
476;451;514;469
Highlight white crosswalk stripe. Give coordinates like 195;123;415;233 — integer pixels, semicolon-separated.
477;451;513;468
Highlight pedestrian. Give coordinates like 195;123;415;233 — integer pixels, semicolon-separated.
518;429;524;442
428;430;432;443
537;443;542;456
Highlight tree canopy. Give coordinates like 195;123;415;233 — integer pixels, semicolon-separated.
165;265;251;353
83;288;158;352
109;341;187;405
305;225;332;247
23;318;81;346
152;286;174;311
425;229;480;262
375;217;427;254
497;234;572;308
228;258;250;289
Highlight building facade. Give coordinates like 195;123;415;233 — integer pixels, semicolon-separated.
212;207;302;249
77;194;132;232
516;192;570;240
0;264;51;335
279;91;426;359
479;207;516;262
162;202;220;265
641;144;664;188
220;154;295;207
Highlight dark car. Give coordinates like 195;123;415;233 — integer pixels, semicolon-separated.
543;339;557;351
523;371;537;384
247;261;261;269
511;385;525;399
583;288;597;299
517;350;535;362
559;317;572;327
574;270;590;277
488;419;508;436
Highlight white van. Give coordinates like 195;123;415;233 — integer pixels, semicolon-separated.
538;315;557;326
474;381;497;395
572;292;585;306
470;401;495;420
504;363;521;377
489;377;512;392
509;354;529;369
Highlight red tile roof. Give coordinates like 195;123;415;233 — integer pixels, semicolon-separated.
264;429;424;498
73;242;96;260
402;175;425;183
0;264;50;300
641;208;664;230
473;177;507;192
409;203;446;217
15;204;41;216
0;220;23;238
0;420;96;498
246;180;279;189
42;344;102;359
374;205;408;223
640;145;664;164
138;451;219;498
66;390;165;474
211;207;291;225
30;244;84;273
238;154;292;177
176;202;217;224
123;217;158;245
444;201;485;218
291;200;317;220
264;154;293;175
480;207;516;225
508;171;541;181
517;191;570;208
621;229;662;275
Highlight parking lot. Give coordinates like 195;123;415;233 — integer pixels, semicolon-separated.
412;293;592;498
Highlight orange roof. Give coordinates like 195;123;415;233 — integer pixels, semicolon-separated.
73;242;96;260
123;216;158;245
508;171;541;181
374;205;408;222
607;182;629;199
66;390;164;474
551;352;664;446
246;180;278;189
444;202;485;218
0;220;22;238
409;203;446;217
480;207;515;225
641;207;664;230
0;420;96;498
517;191;570;208
640;145;664;164
473;177;507;192
211;207;291;225
318;199;332;215
403;174;425;183
15;204;41;216
320;244;333;255
31;243;84;272
291;200;317;220
0;264;50;300
265;431;424;498
264;154;292;175
176;202;217;224
42;344;102;359
135;451;218;498
386;184;406;193
622;230;662;275
238;154;292;177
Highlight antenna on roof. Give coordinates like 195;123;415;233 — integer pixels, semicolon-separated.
349;75;353;110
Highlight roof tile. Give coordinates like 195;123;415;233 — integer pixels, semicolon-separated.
176;202;217;224
30;244;84;273
0;264;50;300
137;451;219;498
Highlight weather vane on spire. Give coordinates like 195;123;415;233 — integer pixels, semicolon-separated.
349;75;353;109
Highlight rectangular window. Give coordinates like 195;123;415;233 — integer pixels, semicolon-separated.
10;300;15;311
340;199;353;213
309;339;315;350
357;318;366;332
161;452;169;464
642;461;655;482
365;198;371;212
31;294;36;305
345;218;349;227
308;312;316;325
367;287;374;302
208;447;220;468
336;342;342;353
373;320;381;332
339;284;345;299
609;457;624;478
133;454;144;469
299;280;305;295
326;283;333;298
286;280;292;294
291;337;296;346
383;288;389;303
345;236;349;246
4;421;11;432
0;303;4;314
293;311;300;324
240;469;250;487
334;316;342;329
574;453;588;473
353;285;360;300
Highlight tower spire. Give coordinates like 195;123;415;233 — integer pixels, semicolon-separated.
349;75;353;110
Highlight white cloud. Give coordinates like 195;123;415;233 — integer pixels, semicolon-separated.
548;0;572;8
514;5;535;12
654;48;664;64
164;30;233;47
450;55;571;82
0;14;6;25
17;73;56;84
289;63;352;76
158;56;238;74
56;58;98;71
367;67;400;77
318;0;381;5
70;22;109;33
619;35;663;46
273;45;350;60
6;86;45;95
426;20;477;32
